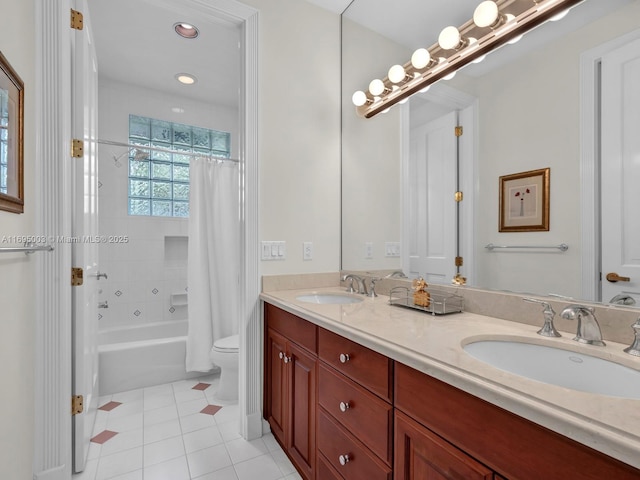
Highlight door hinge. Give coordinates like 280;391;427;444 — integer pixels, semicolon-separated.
72;395;84;415
71;139;84;158
455;126;463;137
454;191;463;202
70;9;84;30
455;256;464;267
72;267;84;286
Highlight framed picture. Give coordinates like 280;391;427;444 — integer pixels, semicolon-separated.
499;168;549;232
0;51;24;214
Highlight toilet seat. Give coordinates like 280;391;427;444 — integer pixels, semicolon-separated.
213;334;239;353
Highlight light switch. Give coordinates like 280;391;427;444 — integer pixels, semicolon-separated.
365;242;374;259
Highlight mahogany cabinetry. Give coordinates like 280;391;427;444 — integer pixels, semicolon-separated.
264;303;640;480
264;304;317;479
317;328;393;480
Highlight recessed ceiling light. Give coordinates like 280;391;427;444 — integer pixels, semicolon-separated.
174;22;199;39
175;73;197;85
171;107;185;113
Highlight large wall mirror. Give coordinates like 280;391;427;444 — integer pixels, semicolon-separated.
0;50;24;214
341;0;640;305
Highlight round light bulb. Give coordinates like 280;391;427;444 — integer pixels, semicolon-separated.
388;64;406;84
507;34;523;45
411;48;432;69
444;71;456;81
472;54;486;64
439;26;462;50
473;1;499;28
352;90;367;107
399;98;409;105
369;79;385;96
419;85;431;93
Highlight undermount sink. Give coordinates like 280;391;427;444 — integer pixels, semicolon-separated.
295;293;363;305
463;339;640;400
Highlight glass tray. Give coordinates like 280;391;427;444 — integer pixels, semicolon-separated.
388;286;463;315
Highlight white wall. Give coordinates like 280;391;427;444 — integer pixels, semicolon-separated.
0;0;36;477
97;78;239;330
241;0;341;275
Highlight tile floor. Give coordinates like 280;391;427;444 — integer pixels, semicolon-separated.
73;374;301;480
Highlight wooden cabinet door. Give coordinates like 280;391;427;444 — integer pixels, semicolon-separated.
265;328;288;446
287;341;317;480
395;410;494;480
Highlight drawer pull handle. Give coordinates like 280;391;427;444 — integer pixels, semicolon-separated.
279;351;290;363
339;353;350;363
339;454;350;466
339;401;350;412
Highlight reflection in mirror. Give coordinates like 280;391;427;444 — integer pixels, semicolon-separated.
0;50;24;213
341;0;640;305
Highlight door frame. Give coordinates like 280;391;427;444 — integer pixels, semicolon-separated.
580;28;640;302
33;1;259;478
401;84;478;285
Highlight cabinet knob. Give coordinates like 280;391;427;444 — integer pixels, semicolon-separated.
339;353;350;363
339;454;350;466
339;401;350;412
283;354;290;364
278;351;283;360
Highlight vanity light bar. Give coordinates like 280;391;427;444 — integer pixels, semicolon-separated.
354;0;584;118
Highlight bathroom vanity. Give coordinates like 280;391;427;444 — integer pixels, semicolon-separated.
261;285;640;480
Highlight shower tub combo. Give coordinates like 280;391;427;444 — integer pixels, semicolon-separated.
98;319;204;395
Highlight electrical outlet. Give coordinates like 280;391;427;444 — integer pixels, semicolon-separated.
365;242;374;259
303;242;313;260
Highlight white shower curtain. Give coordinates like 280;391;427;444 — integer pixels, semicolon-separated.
186;158;240;372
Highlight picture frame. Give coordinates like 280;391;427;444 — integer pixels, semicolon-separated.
0;50;25;214
499;168;549;232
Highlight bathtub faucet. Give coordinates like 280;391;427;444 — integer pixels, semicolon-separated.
98;301;109;309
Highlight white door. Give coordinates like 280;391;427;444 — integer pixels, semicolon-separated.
601;38;640;305
71;1;100;472
404;110;458;284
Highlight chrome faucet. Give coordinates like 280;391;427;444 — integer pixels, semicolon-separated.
560;304;605;346
609;293;636;306
341;274;367;295
624;319;640;357
523;298;561;337
384;270;407;279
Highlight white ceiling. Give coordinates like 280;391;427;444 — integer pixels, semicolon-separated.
88;0;241;108
88;0;633;109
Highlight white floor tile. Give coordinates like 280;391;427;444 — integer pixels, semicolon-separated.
144;404;179;427
106;412;143;433
183;425;224;454
144;392;176;411
187;444;233;478
179;412;217;434
193;465;238;480
86;376;294;480
144;455;190;480
143;435;185;467
144;418;182;444
177;397;210;417
225;437;269;465
100;428;143;456
233;453;283;480
95;446;143;480
212;405;239;425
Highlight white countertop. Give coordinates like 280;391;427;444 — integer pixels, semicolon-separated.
260;287;640;469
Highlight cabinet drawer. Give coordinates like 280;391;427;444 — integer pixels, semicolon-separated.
318;328;392;401
318;452;344;480
265;303;317;353
395;362;640;480
318;363;392;465
317;410;392;480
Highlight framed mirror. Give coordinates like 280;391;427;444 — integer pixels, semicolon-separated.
0;50;24;214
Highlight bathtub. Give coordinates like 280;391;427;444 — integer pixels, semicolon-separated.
98;320;205;395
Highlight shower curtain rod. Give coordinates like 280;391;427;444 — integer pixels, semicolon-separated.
96;138;240;163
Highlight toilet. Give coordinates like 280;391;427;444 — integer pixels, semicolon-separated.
209;334;239;401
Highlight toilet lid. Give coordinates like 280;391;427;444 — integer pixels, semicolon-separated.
213;334;239;352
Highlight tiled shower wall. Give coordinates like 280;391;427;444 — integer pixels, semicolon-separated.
97;78;239;331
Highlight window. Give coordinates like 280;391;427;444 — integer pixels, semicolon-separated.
127;115;231;217
0;90;8;195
